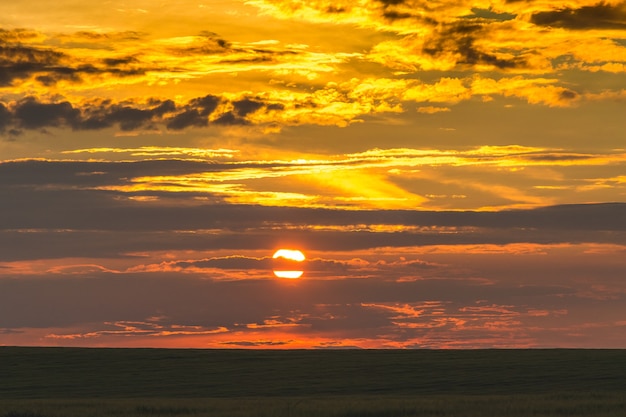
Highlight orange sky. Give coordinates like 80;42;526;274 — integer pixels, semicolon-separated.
0;0;625;348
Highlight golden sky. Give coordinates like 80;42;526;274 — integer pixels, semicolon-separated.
0;0;625;348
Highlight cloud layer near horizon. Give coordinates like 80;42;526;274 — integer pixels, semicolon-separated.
1;157;624;348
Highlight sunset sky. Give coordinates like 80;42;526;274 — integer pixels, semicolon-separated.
1;0;625;348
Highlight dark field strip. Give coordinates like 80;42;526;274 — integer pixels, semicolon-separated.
1;393;625;417
1;348;625;399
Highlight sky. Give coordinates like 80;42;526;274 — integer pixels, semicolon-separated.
0;0;625;349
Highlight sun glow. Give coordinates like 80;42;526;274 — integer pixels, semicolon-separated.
272;249;305;279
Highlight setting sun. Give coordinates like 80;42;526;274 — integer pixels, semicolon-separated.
272;249;306;279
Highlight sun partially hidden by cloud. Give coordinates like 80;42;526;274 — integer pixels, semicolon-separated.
273;249;306;278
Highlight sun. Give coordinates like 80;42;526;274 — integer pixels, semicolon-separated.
272;249;305;279
273;249;305;262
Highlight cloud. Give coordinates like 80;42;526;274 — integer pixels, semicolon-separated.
159;255;383;279
2;144;625;215
377;0;406;6
417;106;451;114
0;44;67;86
530;2;626;30
9;97;179;132
0;164;624;261
84;100;176;131
166;32;231;56
233;98;265;117
62;31;144;42
174;256;272;270
220;340;291;346
1;157;625;232
0;38;146;88
246;0;626;85
246;0;463;31
470;76;580;107
0;28;43;43
422;22;528;70
0;27;346;103
0;94;290;133
0;102;11;130
2;266;623;348
46;320;229;340
165;95;220;130
1;19;622;136
14;98;80;129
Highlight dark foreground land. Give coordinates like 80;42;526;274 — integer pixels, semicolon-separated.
1;347;625;416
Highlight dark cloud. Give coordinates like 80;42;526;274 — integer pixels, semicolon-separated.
218;56;275;64
305;259;354;274
383;10;414;20
198;31;229;46
302;303;392;333
524;152;591;161
166;109;209;130
107;106;156;131
0;93;286;133
102;56;140;67
0;28;41;43
0;102;10;130
213;111;248;125
175;256;272;270
1;158;624;234
455;37;519;69
0;160;625;260
0;159;264;187
531;2;626;30
165;94;221;130
0;44;65;65
271;256;306;271
0;42;145;87
4;223;625;262
221;341;291;346
0;159;624;260
34;75;61;86
169;32;231;56
467;8;516;21
14;98;79;129
559;90;578;100
0;273;309;332
376;1;437;23
71;31;144;41
171;94;220;117
0;31;146;87
0;44;66;86
423;23;526;69
377;0;406;5
266;103;285;111
164;31;301;65
1;264;623;348
233;98;264;117
325;5;347;13
75;99;175;131
0;272;612;347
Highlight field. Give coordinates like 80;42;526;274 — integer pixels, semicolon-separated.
1;348;625;416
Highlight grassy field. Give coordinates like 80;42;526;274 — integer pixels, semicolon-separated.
1;348;625;416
